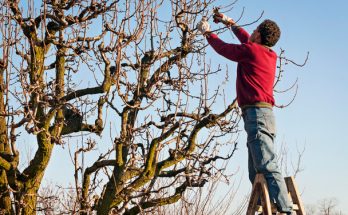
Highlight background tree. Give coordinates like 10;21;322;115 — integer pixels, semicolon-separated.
0;0;243;214
305;198;346;215
317;198;345;215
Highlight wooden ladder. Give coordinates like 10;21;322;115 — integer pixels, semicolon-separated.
246;174;306;215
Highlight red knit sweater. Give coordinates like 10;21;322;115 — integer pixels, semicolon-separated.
207;27;277;107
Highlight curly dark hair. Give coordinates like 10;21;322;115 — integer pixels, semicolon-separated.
258;19;281;47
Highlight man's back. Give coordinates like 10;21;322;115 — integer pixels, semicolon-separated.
207;31;277;107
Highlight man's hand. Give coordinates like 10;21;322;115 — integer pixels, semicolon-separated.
196;17;211;35
213;13;235;26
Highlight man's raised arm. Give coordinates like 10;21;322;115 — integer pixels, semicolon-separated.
213;13;250;44
196;17;250;63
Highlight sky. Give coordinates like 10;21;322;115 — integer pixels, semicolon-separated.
12;0;348;213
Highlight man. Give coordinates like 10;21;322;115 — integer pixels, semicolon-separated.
197;13;293;214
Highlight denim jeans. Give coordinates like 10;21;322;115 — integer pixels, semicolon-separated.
242;107;293;213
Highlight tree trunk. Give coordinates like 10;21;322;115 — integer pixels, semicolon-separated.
0;64;14;214
18;133;54;215
0;170;13;214
19;190;38;215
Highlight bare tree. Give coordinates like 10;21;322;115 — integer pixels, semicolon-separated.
305;198;345;215
306;198;346;215
318;198;341;215
0;0;243;214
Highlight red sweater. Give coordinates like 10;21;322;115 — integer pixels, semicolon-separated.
207;27;277;107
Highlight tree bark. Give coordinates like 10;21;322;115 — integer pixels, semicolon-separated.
0;63;14;214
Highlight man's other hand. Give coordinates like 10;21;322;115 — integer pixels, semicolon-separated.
197;17;211;35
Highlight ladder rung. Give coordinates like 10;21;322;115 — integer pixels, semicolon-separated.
256;203;299;213
255;206;277;213
293;203;299;210
255;205;262;212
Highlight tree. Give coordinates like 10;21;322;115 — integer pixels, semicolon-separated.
305;198;346;215
0;0;242;214
317;198;344;215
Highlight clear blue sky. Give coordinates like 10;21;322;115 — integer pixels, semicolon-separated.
16;0;347;212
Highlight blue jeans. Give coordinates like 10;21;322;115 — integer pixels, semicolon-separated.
242;107;293;213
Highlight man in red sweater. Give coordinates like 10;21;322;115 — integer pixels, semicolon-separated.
197;14;293;214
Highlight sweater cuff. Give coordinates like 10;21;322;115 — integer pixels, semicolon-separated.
231;25;241;33
206;33;218;41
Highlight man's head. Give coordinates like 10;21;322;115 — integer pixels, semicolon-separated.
250;19;281;47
